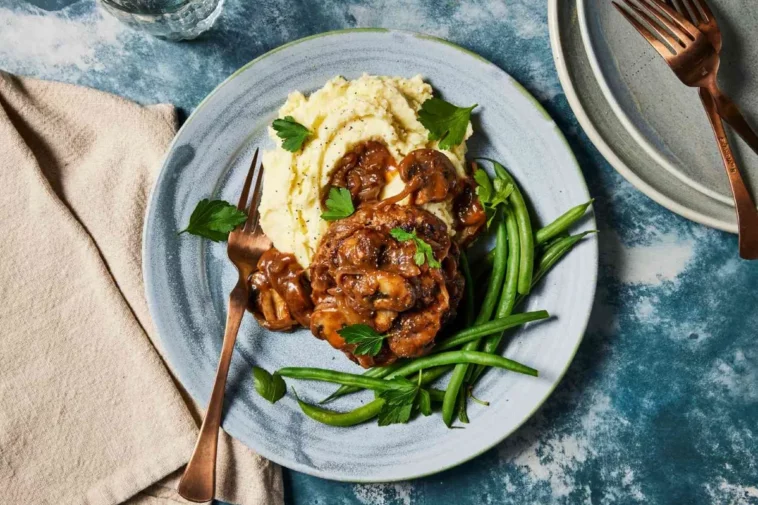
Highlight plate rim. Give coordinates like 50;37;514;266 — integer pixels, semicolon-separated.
142;27;599;481
576;0;735;207
548;0;738;233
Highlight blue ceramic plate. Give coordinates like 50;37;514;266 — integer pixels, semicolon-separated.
143;29;598;482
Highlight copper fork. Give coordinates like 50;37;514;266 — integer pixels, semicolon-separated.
664;0;758;257
178;149;271;502
614;0;758;259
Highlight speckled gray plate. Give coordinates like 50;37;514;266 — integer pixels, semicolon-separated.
580;0;758;209
143;29;598;482
549;0;739;232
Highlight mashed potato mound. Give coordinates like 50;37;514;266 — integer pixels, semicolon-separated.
259;74;472;268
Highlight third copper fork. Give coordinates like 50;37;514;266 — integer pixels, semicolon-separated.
614;0;758;259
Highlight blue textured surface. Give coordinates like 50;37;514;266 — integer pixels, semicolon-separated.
3;1;756;503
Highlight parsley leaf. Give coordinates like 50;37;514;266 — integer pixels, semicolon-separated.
418;97;477;150
377;378;435;425
389;228;441;268
473;168;514;228
382;378;419;405
321;187;355;221
388;228;415;241
252;367;286;404
272;116;312;152
178;199;248;242
378;399;414;426
414;249;426;267
338;324;385;356
474;168;494;202
492;178;514;206
377;378;418;426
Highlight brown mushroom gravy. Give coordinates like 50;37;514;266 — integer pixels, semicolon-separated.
248;141;486;367
326;140;395;205
248;249;313;331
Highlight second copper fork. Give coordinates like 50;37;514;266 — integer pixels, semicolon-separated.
178;149;272;502
614;0;758;259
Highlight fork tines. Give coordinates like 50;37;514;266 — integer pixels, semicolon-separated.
233;148;265;235
237;148;259;211
613;0;700;56
669;0;712;25
244;163;265;233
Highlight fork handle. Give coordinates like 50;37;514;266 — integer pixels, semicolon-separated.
178;279;249;502
705;82;758;157
700;88;758;259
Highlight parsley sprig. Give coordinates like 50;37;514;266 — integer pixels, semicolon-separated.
418;97;477;150
474;167;514;227
272;116;312;152
252;367;286;404
378;379;417;426
377;376;433;426
321;187;355;221
389;228;441;268
338;324;386;356
178;199;248;242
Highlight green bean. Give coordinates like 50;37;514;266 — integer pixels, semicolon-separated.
461;207;519;391
477;230;595;307
456;389;470;423
278;368;406;391
535;200;594;245
434;311;548;351
460;251;475;326
480;158;534;295
403;364;453;385
496;204;521;320
540;232;570;251
442;219;508;426
471;231;596;388
468;204;521;383
473;218;507;323
472;248;496;281
298;388;448;428
320;361;405;404
297;397;385;427
526;230;597;294
296;368;450;427
472;231;570;282
384;350;537;379
473;201;589;281
301;363;454;406
428;388;447;403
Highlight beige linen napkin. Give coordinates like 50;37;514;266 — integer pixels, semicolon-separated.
0;72;283;505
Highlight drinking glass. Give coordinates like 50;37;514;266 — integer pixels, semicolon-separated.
99;0;224;41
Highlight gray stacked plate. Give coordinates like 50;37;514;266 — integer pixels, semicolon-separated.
549;0;758;232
